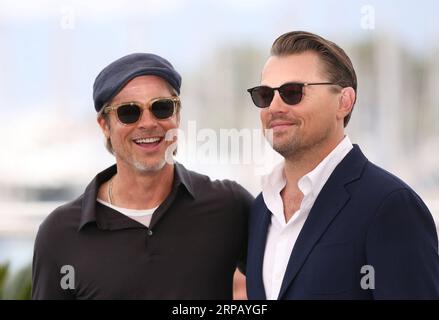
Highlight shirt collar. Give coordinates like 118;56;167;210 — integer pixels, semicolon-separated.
174;162;196;198
261;161;286;222
78;162;195;231
262;160;286;197
262;136;353;217
300;135;353;198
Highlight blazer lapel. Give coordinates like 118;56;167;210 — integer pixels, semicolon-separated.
277;145;367;299
248;200;271;299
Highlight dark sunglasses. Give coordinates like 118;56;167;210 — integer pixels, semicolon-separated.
102;97;180;125
247;82;337;108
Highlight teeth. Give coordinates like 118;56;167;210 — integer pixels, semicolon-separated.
134;137;161;144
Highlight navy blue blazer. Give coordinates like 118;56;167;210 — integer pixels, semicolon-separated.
247;145;439;299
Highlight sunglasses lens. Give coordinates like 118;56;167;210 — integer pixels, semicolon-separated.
250;86;274;108
117;104;141;124
151;99;176;119
279;83;303;105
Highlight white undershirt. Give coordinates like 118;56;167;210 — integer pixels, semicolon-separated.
261;136;353;300
96;198;158;228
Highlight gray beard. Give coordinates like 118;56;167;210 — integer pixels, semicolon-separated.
132;158;167;174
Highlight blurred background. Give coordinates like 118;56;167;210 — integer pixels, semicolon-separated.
0;0;438;299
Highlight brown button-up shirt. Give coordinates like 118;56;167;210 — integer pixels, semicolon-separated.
32;163;253;299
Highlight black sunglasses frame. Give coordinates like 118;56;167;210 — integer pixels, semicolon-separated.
247;82;337;108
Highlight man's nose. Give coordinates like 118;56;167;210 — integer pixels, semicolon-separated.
268;91;289;114
137;107;159;129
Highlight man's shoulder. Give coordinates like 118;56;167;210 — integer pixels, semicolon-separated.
37;195;84;238
338;144;413;194
180;164;254;203
361;160;414;193
347;158;430;216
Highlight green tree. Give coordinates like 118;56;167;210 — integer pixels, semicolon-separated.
0;262;32;300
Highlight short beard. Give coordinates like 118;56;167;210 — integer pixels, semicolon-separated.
273;134;302;159
271;126;332;162
132;158;167;174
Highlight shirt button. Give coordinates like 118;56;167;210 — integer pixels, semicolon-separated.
147;230;153;236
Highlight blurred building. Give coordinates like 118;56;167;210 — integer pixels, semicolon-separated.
0;13;438;298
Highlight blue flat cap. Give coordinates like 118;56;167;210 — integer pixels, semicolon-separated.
93;53;182;112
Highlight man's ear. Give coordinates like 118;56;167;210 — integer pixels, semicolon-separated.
97;115;110;139
337;87;355;122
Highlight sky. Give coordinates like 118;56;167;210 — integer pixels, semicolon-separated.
0;0;438;187
0;0;438;116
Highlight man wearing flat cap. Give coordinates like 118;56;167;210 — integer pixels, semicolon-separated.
32;53;254;299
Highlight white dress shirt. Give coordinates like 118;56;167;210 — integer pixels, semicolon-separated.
261;136;353;299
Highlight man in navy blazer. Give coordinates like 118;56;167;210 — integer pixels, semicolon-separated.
246;31;439;299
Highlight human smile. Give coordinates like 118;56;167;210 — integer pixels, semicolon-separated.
132;136;164;151
268;120;297;131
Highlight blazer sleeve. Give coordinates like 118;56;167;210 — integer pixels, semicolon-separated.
365;188;439;299
232;182;255;276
